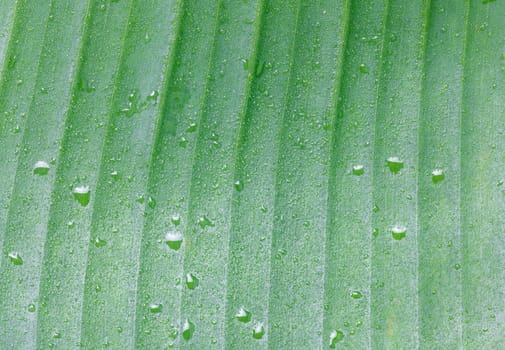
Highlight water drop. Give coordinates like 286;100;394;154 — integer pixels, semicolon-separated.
72;185;90;206
351;291;362;299
171;214;181;226
352;164;364;176
454;263;461;270
186;123;197;133
432;169;445;183
8;252;23;265
28;303;36;312
94;237;107;248
329;329;344;348
255;60;265;77
147;90;159;103
165;231;183;250
234;180;243;192
149;303;163;313
386;157;404;173
359;63;367;73
235;307;251;322
182;319;195;340
391;225;407;240
147;196;156;209
197;215;213;228
252;322;265;339
33;160;50;175
186;273;199;290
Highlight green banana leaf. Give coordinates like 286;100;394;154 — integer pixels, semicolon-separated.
0;0;504;349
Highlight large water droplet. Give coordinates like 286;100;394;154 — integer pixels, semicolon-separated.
8;252;23;265
391;225;407;240
252;322;265;339
33;160;50;175
386;157;404;173
186;273;199;290
235;307;251;323
182;319;195;340
329;329;344;348
165;231;183;250
432;169;445;183
149;303;163;313
72;186;90;206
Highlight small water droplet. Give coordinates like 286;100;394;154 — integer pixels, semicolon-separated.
147;196;156;209
386;157;404;173
171;214;181;226
186;123;197;133
351;291;362;299
252;322;265;339
168;325;178;339
165;231;183;250
147;90;159;103
33;160;50;175
234;180;243;192
186;273;199;290
197;215;213;228
72;185;90;206
352;164;364;176
359;63;367;73
432;169;445;183
94;237;107;247
255;60;265;77
28;303;36;312
149;303;163;313
182;319;195;340
235;307;251;322
52;331;61;339
329;329;344;348
8;252;23;265
391;225;407;240
454;263;461;270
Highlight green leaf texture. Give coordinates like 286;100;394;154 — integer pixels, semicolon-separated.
0;0;504;349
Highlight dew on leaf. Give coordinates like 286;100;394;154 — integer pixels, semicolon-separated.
8;252;23;265
329;329;344;348
431;169;445;183
235;307;251;323
252;322;265;339
149;303;163;313
391;225;407;240
33;160;50;175
186;273;199;290
165;231;183;250
94;237;107;248
351;291;362;299
234;180;243;192
386;156;404;173
72;185;90;206
197;215;213;228
352;164;364;176
171;214;181;226
182;319;195;340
